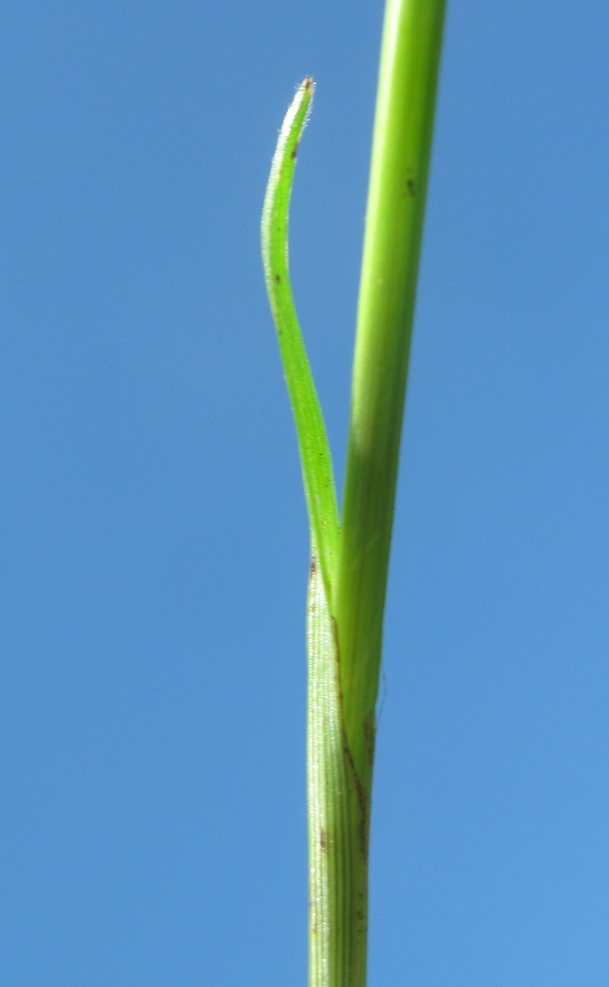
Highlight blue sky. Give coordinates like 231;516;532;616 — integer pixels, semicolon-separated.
1;2;609;984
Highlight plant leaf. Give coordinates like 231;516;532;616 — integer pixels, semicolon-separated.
261;78;340;601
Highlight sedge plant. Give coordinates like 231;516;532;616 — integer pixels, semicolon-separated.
261;2;446;985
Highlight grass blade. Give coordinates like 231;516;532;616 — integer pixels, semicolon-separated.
261;79;340;600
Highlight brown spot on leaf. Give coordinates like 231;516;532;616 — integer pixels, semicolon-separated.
332;617;372;859
363;714;376;767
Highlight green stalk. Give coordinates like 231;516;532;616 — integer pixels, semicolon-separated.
307;558;368;987
335;0;446;786
261;3;446;984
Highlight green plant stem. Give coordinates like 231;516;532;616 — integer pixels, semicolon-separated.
261;3;446;983
307;556;368;987
308;3;446;981
335;0;447;784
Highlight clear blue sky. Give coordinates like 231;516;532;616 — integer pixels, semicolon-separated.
2;3;609;984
